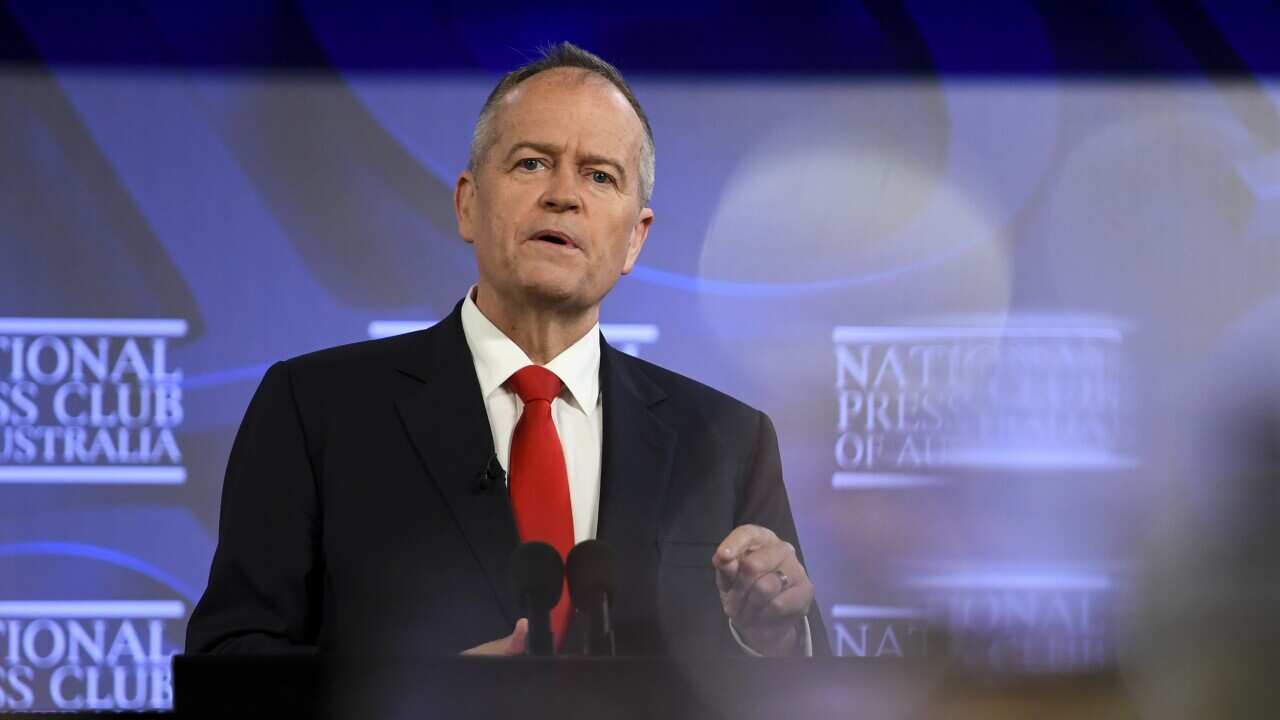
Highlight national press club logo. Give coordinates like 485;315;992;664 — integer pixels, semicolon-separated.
831;319;1133;487
0;318;187;484
829;572;1113;672
828;318;1131;671
0;543;190;711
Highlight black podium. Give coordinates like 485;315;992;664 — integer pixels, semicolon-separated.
170;654;1133;719
171;654;929;719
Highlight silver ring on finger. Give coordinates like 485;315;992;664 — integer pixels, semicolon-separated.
774;569;790;589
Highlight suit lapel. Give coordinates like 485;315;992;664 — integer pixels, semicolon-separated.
596;340;677;633
393;304;520;623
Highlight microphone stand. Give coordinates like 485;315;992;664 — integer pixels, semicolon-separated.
526;593;555;657
580;592;615;657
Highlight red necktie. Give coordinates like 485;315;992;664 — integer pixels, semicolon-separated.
506;365;574;649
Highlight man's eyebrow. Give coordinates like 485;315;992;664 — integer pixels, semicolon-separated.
504;141;562;160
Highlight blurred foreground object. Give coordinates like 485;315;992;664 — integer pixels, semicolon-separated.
1124;299;1280;718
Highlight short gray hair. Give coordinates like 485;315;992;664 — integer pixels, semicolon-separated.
468;42;655;207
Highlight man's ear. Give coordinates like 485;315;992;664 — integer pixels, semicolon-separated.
620;207;654;275
455;170;477;244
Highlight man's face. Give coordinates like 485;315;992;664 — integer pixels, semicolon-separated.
455;69;654;315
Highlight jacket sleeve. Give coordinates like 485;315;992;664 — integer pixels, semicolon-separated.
185;361;323;654
734;410;831;657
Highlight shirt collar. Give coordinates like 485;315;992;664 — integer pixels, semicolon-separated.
460;287;601;414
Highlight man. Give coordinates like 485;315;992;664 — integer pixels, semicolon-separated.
187;42;828;658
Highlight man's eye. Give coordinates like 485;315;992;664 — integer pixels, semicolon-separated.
518;158;542;171
591;171;614;185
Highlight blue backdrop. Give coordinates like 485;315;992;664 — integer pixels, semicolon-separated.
2;1;1278;711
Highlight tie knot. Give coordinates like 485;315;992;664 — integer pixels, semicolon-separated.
507;365;563;404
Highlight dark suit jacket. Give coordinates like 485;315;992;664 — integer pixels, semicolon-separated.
187;303;829;657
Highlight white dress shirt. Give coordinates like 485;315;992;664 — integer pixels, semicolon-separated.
459;289;810;656
460;289;602;544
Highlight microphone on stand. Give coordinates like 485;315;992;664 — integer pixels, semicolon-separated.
510;541;564;657
566;540;616;656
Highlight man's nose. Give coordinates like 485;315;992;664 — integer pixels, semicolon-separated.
540;167;581;212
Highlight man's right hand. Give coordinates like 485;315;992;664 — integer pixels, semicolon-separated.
460;618;528;656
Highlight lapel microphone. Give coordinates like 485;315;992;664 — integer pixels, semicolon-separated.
566;540;616;656
473;454;506;494
510;541;563;657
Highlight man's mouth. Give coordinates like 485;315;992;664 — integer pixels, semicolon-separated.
530;230;577;249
